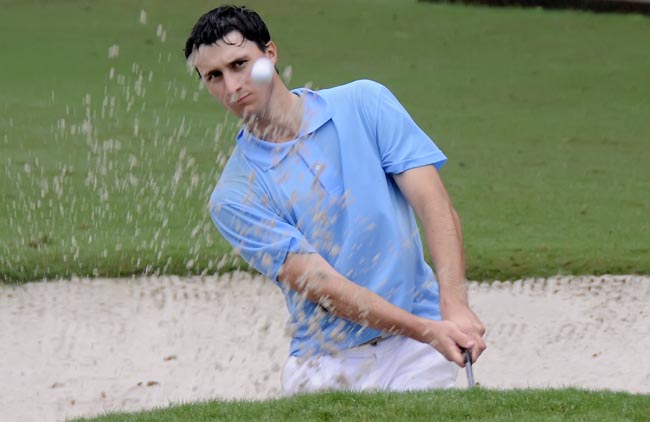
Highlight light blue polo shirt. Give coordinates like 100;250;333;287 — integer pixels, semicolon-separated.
210;79;448;357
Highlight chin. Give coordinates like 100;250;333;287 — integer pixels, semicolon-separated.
241;105;266;120
227;105;252;120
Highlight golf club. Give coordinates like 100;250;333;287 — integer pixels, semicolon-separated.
462;348;475;388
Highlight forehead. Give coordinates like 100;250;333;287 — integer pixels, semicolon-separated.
192;31;258;72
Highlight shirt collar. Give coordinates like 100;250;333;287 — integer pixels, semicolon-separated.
236;89;332;171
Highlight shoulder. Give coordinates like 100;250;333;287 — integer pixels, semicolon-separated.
317;79;386;103
317;80;391;127
209;146;257;210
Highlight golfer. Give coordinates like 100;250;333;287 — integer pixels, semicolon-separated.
184;5;486;393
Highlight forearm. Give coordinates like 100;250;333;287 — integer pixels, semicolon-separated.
279;253;430;343
393;165;486;360
393;165;468;305
422;203;468;305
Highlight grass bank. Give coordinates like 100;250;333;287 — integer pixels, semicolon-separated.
73;388;650;421
1;0;649;282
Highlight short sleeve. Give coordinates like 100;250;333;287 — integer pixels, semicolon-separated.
375;85;447;174
210;193;316;282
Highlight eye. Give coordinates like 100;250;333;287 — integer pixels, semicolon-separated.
233;60;247;69
204;71;222;82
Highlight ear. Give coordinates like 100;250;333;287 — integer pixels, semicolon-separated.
265;40;278;65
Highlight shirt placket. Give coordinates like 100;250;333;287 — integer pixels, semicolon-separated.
297;142;344;198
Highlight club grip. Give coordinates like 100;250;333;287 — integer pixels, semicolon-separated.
462;348;473;365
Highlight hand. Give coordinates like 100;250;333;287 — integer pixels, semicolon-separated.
422;320;474;367
440;300;486;363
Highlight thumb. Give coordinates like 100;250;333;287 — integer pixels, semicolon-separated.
448;329;474;367
451;328;474;351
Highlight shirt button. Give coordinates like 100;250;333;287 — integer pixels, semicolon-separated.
314;164;322;171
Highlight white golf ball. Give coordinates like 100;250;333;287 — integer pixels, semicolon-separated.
250;57;274;84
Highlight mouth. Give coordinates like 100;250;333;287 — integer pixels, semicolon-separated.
235;93;251;104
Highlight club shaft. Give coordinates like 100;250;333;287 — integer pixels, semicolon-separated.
465;361;475;387
463;349;475;387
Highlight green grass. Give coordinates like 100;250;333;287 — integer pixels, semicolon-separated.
1;0;649;282
3;2;649;421
73;389;650;421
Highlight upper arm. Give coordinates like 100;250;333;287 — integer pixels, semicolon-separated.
372;84;447;174
210;190;316;282
392;165;454;221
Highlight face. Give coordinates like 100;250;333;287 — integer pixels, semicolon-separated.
192;31;277;119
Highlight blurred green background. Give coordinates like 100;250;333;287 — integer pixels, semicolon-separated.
1;0;649;282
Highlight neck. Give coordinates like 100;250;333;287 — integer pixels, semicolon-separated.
246;84;304;143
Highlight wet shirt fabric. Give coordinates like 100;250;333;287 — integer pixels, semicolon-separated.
210;80;448;357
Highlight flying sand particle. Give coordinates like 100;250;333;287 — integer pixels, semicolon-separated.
108;44;119;59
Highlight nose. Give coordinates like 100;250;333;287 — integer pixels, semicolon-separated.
223;72;242;101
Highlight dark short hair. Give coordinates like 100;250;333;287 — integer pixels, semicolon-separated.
184;5;271;60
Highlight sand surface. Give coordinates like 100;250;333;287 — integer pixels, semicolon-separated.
1;274;648;422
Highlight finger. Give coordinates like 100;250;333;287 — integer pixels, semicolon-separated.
458;333;475;352
473;320;486;337
470;320;485;338
471;335;487;362
471;343;480;363
449;344;466;367
432;335;466;367
457;340;475;367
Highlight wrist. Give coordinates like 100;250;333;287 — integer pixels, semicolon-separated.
439;287;469;307
409;316;438;344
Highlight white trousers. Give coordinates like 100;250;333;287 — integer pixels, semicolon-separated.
282;336;458;394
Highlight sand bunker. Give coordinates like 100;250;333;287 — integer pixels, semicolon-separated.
1;274;648;422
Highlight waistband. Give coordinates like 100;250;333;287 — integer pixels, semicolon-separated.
355;334;393;348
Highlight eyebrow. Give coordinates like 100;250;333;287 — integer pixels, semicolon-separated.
203;56;249;79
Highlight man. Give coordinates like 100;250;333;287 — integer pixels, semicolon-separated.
184;5;486;394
